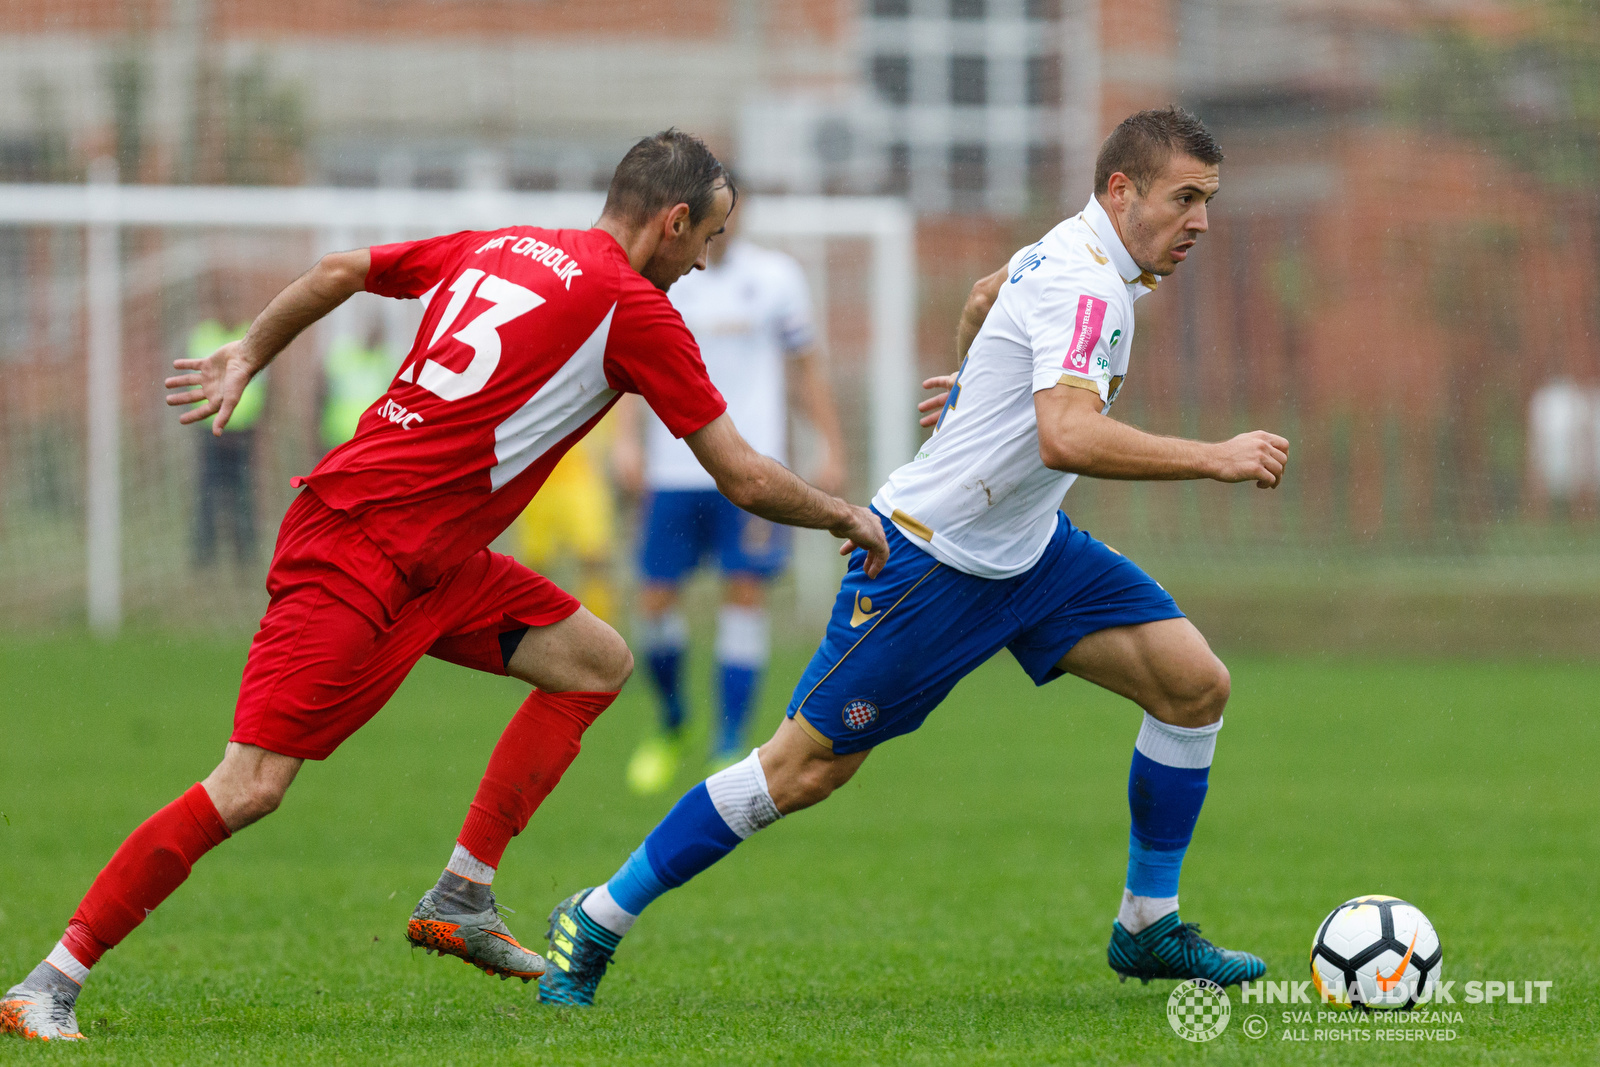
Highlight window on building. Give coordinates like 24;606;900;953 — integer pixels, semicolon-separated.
1026;54;1062;107
1027;143;1063;205
951;0;986;18
872;54;912;105
950;142;987;193
1025;0;1062;19
872;0;911;17
950;55;987;106
884;142;911;195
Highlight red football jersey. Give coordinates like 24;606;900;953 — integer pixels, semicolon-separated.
296;227;726;587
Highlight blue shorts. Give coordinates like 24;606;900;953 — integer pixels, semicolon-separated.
638;489;791;583
786;510;1183;754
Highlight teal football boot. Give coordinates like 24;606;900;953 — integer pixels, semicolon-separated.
539;889;620;1006
1109;913;1266;987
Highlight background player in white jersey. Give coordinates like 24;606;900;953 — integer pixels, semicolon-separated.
538;107;1290;1006
612;202;849;792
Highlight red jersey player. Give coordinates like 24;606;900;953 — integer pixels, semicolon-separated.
1;130;889;1043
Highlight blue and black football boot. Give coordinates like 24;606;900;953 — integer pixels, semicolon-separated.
1109;913;1266;987
538;889;620;1007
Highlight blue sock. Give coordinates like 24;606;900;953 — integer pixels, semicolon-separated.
647;648;686;735
641;610;688;735
1124;714;1221;900
605;783;743;915
716;664;759;758
598;752;781;924
714;604;768;759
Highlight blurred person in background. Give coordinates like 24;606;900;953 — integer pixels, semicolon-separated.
190;283;267;567
511;410;620;624
320;318;399;454
612;198;848;794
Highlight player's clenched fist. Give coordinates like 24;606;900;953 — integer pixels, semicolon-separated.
1209;430;1290;488
165;340;260;435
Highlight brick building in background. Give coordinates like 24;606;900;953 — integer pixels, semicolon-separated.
2;0;1598;552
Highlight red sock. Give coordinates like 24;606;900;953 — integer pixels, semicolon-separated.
60;782;231;968
457;689;617;868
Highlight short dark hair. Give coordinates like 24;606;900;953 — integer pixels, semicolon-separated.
1093;106;1223;195
602;129;736;226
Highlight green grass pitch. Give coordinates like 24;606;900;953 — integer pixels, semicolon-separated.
1;634;1596;1064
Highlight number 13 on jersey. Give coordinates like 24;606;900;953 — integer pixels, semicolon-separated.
400;269;545;402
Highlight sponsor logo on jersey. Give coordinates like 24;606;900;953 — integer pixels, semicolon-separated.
1109;328;1122;348
850;592;881;628
1066;295;1108;373
1010;241;1047;283
1086;243;1109;265
842;699;879;731
474;234;584;289
376;397;424;429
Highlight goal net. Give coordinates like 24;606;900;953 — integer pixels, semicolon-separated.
0;180;913;634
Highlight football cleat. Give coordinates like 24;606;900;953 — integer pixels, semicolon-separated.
538;889;620;1007
1;983;85;1042
625;734;682;797
407;885;548;982
1108;920;1180;984
1109;913;1266;987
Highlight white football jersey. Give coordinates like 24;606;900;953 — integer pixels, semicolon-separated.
872;196;1159;578
644;239;817;490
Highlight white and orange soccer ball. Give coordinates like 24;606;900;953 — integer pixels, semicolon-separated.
1309;895;1442;1011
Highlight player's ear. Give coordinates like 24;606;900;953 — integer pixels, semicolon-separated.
665;202;691;239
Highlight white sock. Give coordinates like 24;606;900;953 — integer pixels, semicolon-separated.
1134;713;1222;768
705;748;782;839
446;843;495;884
46;941;89;986
639;610;689;655
715;605;770;670
1118;889;1180;935
580;883;637;936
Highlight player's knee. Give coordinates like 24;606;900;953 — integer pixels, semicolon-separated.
1168;657;1229;727
606;642;635;690
585;627;633;691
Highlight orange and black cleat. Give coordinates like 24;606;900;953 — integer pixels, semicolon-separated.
407;885;549;982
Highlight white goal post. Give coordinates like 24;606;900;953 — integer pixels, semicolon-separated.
0;175;916;635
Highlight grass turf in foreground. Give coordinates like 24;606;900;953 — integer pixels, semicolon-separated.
1;635;1596;1064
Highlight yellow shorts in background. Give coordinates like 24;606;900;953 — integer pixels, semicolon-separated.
515;449;615;567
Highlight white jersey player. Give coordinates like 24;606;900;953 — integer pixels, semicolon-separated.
541;106;1291;1008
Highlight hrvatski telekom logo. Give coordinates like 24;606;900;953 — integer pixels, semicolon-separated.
1066;295;1108;372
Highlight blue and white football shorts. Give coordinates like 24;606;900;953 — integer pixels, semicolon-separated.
638;488;791;583
787;510;1183;754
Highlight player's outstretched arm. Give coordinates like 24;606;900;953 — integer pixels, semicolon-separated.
165;248;371;435
685;413;889;577
919;267;1005;427
1036;384;1289;488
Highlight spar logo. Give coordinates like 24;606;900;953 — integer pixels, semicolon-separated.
1065;295;1108;372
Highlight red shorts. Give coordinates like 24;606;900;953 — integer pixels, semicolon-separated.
232;490;580;760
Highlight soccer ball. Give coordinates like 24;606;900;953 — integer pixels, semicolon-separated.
1309;895;1442;1011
